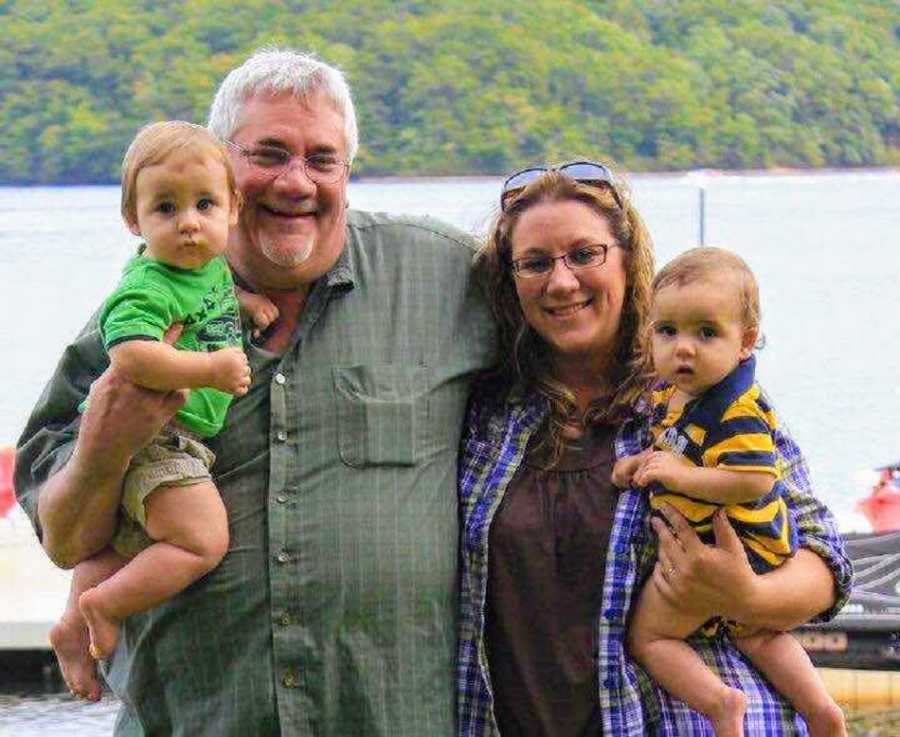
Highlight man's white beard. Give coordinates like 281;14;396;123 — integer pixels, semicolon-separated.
261;234;314;269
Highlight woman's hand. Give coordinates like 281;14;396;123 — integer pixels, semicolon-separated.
650;502;838;629
650;503;758;622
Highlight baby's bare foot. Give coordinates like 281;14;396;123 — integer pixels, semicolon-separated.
805;700;847;737
709;686;747;737
78;588;121;661
49;614;101;701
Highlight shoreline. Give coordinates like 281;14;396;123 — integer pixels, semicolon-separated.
1;165;898;189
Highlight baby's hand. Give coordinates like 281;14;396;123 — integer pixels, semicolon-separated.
632;451;687;491
208;347;252;396
612;451;646;488
236;289;280;339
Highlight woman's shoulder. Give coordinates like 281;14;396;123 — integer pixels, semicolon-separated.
465;374;544;445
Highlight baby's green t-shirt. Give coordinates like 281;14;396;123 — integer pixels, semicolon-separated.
98;252;242;437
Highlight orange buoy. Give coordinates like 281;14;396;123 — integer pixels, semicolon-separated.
857;465;900;533
0;446;15;518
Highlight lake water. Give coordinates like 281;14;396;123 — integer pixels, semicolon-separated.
1;171;899;733
3;171;898;525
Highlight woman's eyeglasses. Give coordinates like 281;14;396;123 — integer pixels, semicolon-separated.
226;140;348;184
510;243;618;279
500;161;623;211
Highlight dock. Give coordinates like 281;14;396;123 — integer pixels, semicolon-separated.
0;510;70;650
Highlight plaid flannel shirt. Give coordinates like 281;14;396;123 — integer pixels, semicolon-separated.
457;389;852;736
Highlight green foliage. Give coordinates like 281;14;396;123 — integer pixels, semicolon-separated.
1;0;897;182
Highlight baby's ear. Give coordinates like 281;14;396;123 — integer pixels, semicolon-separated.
229;190;243;226
125;218;141;237
739;327;758;359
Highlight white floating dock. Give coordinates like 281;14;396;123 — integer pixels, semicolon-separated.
0;510;70;650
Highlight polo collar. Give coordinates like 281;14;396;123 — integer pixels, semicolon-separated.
680;355;757;430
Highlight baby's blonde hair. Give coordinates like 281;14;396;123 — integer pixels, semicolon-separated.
120;121;236;226
653;246;760;332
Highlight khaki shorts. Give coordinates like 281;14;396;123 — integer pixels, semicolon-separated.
110;428;216;558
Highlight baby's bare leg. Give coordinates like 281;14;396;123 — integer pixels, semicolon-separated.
50;548;126;700
79;481;229;660
628;581;746;737
735;631;846;737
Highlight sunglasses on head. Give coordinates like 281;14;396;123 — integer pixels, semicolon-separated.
500;160;623;211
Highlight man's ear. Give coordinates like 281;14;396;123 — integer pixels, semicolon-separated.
739;327;757;360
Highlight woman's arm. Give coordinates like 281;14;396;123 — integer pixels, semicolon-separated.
649;418;852;631
651;508;837;631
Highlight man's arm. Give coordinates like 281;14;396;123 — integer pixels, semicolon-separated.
109;340;250;395
15;323;186;568
35;369;185;568
633;450;775;504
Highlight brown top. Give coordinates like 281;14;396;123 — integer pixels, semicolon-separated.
485;423;619;737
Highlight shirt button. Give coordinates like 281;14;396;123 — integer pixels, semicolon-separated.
276;430;287;442
274;373;286;385
276;551;290;564
279;613;292;626
282;671;297;688
276;494;288;504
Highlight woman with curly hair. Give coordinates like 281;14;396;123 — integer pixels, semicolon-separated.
457;162;851;736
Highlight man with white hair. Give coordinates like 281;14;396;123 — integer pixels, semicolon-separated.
16;47;495;736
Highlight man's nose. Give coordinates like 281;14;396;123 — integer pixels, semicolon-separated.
273;158;316;195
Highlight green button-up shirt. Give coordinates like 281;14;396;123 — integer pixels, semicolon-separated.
15;210;497;736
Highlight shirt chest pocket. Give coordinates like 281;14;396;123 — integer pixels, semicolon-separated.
333;364;430;467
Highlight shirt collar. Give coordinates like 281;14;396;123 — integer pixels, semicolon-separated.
323;227;355;292
681;355;757;428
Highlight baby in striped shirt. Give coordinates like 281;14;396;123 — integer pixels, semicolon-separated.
613;247;845;737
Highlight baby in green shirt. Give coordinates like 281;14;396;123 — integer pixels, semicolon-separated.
50;121;277;700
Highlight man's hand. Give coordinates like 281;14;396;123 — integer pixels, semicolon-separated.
79;323;188;472
79;369;188;472
650;504;757;622
632;450;690;492
207;347;251;396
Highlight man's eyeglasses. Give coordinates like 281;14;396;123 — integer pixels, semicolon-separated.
510;244;618;279
226;141;349;184
500;161;623;211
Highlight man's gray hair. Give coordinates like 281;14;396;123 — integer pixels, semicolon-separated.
207;46;358;162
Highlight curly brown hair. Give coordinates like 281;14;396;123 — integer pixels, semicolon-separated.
475;170;656;462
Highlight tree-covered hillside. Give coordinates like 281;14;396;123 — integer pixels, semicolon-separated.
1;0;897;183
